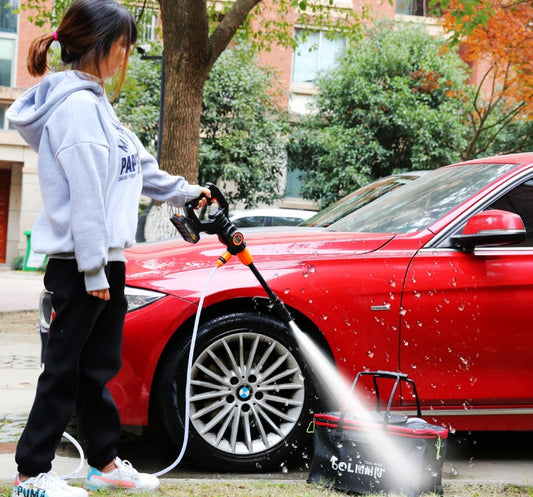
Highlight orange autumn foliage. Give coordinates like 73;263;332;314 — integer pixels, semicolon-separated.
442;0;533;116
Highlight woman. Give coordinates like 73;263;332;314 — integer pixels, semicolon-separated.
7;1;209;496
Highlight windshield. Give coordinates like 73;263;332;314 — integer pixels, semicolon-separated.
328;163;517;233
301;173;424;228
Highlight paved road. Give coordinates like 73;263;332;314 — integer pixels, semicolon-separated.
0;266;43;312
1;267;533;486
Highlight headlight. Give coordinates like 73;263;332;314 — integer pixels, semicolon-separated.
125;286;166;311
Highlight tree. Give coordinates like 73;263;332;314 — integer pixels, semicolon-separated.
19;0;368;182
157;0;364;182
113;42;163;157
113;43;290;208
435;0;533;159
287;22;473;208
199;45;289;207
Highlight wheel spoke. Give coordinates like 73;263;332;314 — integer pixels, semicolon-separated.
230;405;242;452
242;410;253;452
256;398;298;423
261;366;301;385
245;336;260;374
263;393;304;408
251;341;276;376
260;382;305;392
222;339;241;375
254;404;285;437
251;405;271;448
190;388;230;403
207;348;233;378
196;363;229;386
215;407;235;446
200;402;235;434
191;397;227;420
238;334;246;374
257;351;290;381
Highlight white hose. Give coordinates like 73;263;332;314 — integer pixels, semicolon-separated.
152;264;218;477
61;431;86;480
61;264;219;479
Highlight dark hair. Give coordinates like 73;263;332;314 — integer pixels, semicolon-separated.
27;0;137;94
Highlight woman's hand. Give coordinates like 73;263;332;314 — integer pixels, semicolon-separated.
196;187;211;208
88;289;111;301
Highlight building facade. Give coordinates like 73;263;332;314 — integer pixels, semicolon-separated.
0;0;48;265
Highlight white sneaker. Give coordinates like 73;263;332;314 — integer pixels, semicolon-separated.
84;457;160;492
12;472;88;497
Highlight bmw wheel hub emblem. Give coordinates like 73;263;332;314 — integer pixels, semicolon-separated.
238;386;251;400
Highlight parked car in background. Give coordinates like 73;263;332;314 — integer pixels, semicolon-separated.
229;208;314;227
40;153;533;473
301;171;427;227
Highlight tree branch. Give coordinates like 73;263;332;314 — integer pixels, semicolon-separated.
208;0;263;69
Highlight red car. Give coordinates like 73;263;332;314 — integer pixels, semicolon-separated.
102;153;533;470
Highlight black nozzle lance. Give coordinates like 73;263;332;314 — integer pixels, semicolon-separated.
247;263;293;325
170;182;293;326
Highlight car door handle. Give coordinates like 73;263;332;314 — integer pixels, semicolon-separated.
371;303;391;311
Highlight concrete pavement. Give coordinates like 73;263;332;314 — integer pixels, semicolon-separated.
0;265;44;312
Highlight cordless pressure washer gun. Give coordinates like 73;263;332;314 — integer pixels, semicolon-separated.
170;182;292;325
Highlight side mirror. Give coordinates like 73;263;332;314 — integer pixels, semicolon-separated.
451;209;526;251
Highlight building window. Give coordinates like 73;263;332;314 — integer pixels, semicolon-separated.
292;29;346;84
0;0;18;33
0;104;15;129
135;4;160;42
0;38;15;87
395;0;430;16
0;0;17;88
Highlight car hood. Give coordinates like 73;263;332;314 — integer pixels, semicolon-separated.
125;229;395;292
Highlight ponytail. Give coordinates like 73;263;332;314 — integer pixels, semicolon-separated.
27;33;56;77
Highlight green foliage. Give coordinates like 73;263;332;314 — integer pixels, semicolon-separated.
113;44;163;157
11;254;23;270
199;45;290;207
287;21;472;207
481;112;533;157
430;0;495;43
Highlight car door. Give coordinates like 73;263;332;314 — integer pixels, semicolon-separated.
400;178;533;411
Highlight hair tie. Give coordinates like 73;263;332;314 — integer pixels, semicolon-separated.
52;32;58;41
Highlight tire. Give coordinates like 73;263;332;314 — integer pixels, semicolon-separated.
156;312;316;472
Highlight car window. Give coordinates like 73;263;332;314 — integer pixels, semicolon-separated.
487;179;533;246
271;216;306;226
232;216;266;228
328;163;517;234
301;175;419;228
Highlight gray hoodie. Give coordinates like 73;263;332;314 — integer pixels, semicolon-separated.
7;70;202;291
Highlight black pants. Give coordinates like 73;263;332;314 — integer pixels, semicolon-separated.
16;259;128;476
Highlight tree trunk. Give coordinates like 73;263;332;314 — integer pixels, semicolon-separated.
159;0;211;179
158;0;263;179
